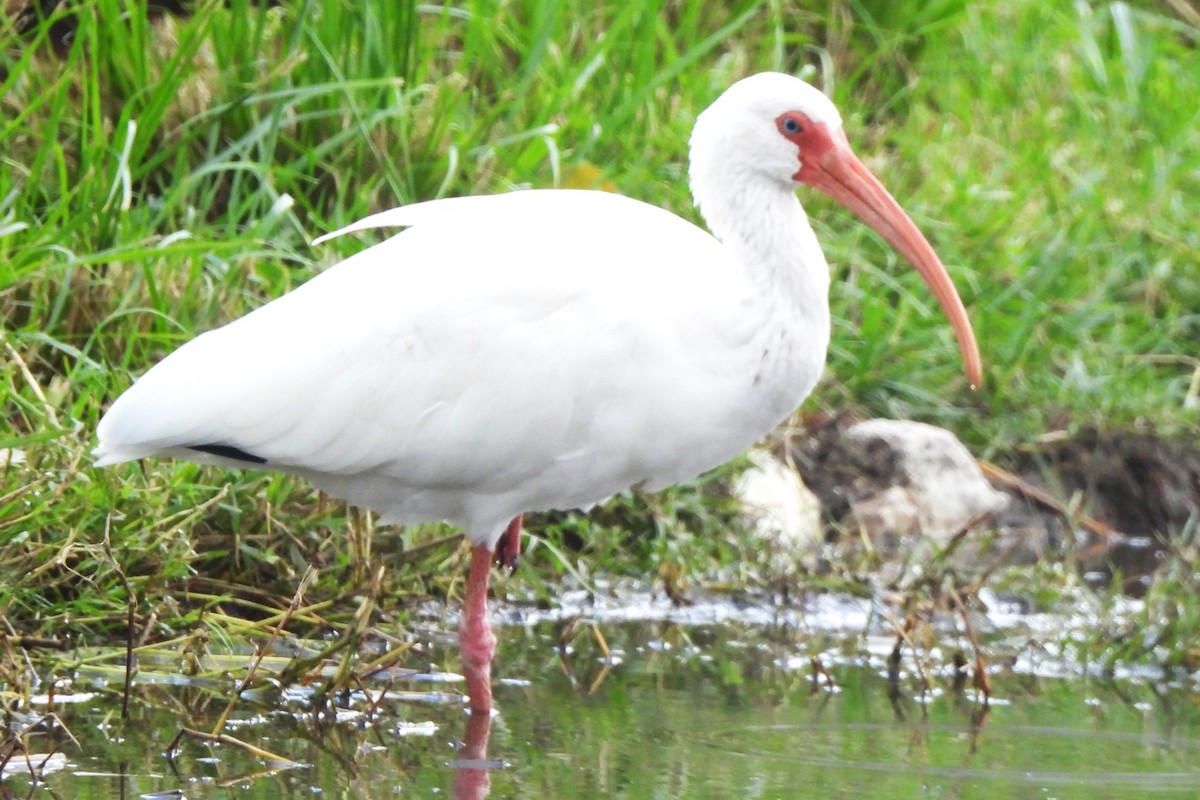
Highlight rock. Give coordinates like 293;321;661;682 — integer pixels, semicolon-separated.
733;449;823;568
784;418;1198;589
788;417;1010;565
845;485;921;555
843;419;1009;547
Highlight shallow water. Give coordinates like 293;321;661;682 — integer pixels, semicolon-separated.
7;604;1200;799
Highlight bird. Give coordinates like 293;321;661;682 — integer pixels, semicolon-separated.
94;72;981;715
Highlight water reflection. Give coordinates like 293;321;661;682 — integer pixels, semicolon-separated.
450;710;497;800
7;617;1200;799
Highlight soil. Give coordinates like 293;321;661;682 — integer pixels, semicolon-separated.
789;415;1200;595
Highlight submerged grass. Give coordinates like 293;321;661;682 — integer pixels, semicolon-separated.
1;0;1198;697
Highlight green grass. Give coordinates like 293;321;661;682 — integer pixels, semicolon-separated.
1;0;1198;669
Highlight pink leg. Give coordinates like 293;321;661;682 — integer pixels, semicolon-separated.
459;542;497;713
493;514;523;570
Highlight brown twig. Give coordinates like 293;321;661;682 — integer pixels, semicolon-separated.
979;460;1127;542
101;515;137;722
3;636;69;651
209;566;318;737
315;565;383;701
809;655;837;693
172;727;298;765
948;585;991;706
3;335;58;428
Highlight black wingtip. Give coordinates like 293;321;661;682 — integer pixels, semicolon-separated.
188;443;268;464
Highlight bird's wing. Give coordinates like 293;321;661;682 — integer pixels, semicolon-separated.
310;194;507;246
95;191;757;503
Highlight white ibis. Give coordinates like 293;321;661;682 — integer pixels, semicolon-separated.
94;72;981;714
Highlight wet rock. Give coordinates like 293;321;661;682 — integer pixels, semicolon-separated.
844;485;921;553
789;418;1010;564
843;419;1009;546
768;418;1198;593
733;449;823;568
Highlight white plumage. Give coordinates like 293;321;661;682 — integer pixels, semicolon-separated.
95;73;980;712
95;190;827;543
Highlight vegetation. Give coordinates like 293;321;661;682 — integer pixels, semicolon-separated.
1;0;1197;687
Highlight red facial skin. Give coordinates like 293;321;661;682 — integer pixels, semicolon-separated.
776;110;982;390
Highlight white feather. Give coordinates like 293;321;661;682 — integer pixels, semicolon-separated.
96;73;845;547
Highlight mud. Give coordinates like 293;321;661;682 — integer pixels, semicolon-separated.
790;416;1200;595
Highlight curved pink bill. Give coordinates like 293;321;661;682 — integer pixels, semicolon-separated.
797;128;983;390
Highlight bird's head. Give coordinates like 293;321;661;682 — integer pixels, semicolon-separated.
691;72;846;189
690;72;982;390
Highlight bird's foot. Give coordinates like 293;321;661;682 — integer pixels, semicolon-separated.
492;514;523;572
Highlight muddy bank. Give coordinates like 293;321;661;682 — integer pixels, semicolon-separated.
784;417;1200;595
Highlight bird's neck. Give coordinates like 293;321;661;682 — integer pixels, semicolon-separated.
692;176;833;353
689;174;833;418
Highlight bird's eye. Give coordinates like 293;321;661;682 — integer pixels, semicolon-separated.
781;116;803;135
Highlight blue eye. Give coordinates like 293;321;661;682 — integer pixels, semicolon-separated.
782;117;803;134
